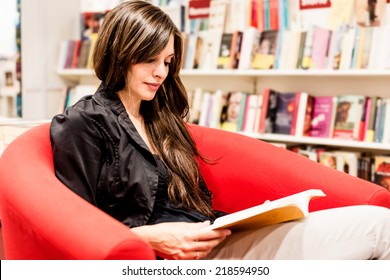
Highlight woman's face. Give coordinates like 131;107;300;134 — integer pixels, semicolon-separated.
126;35;174;102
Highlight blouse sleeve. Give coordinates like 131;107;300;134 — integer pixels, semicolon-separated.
50;108;103;206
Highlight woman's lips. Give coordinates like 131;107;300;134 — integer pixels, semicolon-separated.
145;82;160;91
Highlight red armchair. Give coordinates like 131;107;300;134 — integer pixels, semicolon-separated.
0;123;389;259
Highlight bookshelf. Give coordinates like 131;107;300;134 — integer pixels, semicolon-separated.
57;67;390;153
18;0;390;187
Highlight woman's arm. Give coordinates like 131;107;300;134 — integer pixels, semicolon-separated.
131;221;231;260
50;109;103;205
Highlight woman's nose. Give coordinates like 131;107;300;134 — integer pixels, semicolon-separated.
153;62;168;79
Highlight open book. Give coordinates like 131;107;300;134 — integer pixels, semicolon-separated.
206;189;326;232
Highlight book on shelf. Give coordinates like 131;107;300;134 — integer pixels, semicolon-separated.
274;91;298;135
197;29;223;69
297;149;317;161
221;91;247;132
198;91;213;127
188;87;204;124
230;30;244;69
380;98;390;144
251;29;279;69
295;0;331;30
373;155;390;191
204;189;326;232
309;96;337;138
217;33;234;69
332;150;360;177
80;11;106;40
319;152;344;170
296;29;309;69
364;96;379;142
293;92;314;137
238;27;261;70
208;0;228;32
258;88;278;134
277;30;302;69
327;24;349;70
355;0;387;27
333;95;366;140
358;156;372;182
327;0;354;30
310;26;331;69
242;94;261;134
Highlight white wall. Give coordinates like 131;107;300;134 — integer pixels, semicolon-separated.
21;0;80;120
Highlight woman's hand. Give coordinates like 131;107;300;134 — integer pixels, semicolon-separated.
131;221;231;260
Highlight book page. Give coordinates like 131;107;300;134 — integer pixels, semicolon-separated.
205;189;325;232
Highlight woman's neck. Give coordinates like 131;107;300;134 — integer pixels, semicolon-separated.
117;90;158;154
117;89;141;118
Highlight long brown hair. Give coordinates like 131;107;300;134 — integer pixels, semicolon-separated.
93;0;214;217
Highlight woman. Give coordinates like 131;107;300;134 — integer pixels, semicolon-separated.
51;0;390;260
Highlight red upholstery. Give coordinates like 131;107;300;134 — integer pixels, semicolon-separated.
0;123;389;260
188;125;390;213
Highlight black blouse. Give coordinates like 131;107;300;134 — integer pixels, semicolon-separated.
147;156;215;224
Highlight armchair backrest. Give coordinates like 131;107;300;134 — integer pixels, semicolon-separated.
187;124;390;214
0;123;155;260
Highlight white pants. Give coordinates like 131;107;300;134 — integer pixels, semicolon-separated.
206;205;390;259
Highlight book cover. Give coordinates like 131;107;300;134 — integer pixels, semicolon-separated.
297;149;318;161
277;30;302;69
294;93;314;137
198;29;223;70
309;96;336;138
188;87;204;124
230;30;244;69
333;95;366;140
221;91;246;132
76;40;91;69
184;33;199;69
242;94;261;134
327;0;354;29
374;155;390;191
252;30;279;69
358;26;374;69
204;189;326;232
319;152;343;170
278;0;290;31
374;98;384;142
198;91;213;127
326;24;349;70
260;89;279;134
295;0;331;30
251;0;265;31
274;92;298;135
381;98;390;143
364;96;379;142
333;151;360;177
355;0;387;27
310;27;331;69
81;11;106;40
339;27;356;70
208;0;227;32
209;90;228;129
358;157;372;182
238;27;261;70
217;33;234;69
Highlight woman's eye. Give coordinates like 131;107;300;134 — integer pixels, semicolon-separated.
164;61;171;66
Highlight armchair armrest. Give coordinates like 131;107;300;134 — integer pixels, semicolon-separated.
0;123;155;260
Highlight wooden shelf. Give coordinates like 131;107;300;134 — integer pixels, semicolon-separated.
58;68;390;79
239;132;390;152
